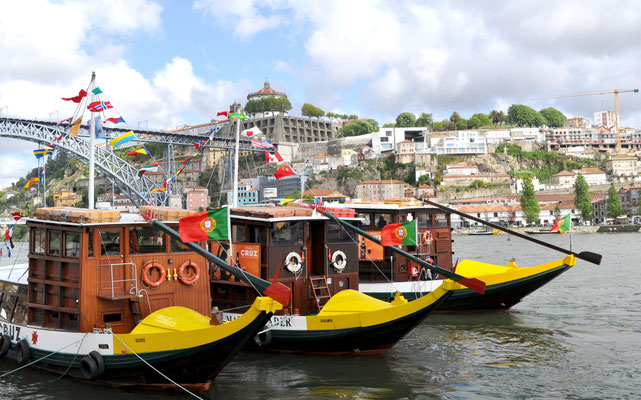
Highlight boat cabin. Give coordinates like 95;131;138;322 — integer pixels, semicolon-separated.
346;204;454;282
209;205;360;316
18;207;212;334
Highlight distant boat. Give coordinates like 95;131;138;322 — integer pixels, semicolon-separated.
526;229;560;235
468;229;499;236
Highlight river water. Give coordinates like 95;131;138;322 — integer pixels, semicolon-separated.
1;233;639;399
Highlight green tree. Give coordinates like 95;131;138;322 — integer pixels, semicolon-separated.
415;113;433;127
432;121;443;131
539;107;566;128
507;104;546;127
244;97;292;114
520;178;540;224
301;103;325;118
553;204;561;220
382;123;396;128
450;111;461;124
471;113;491;126
440;119;455;131
395;112;416;127
468;116;482;129
418;174;432;186
574;174;593;222
339;119;379;137
489;110;507;124
455;119;468;130
348;114;359;120
606;182;622;218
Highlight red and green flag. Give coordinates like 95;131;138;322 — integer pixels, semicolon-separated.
380;219;417;246
550;213;571;233
179;208;229;242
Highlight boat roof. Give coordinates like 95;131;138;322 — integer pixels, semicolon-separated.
231;205;362;223
335;203;441;213
0;264;29;285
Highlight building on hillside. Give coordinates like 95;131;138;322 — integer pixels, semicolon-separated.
443;164;479;176
440;173;511;187
396;140;415;164
112;194;137;212
592;198;606;224
606;156;638;177
246;80;289;119
236;182;258;205
355;180;405;201
514;177;545;192
184;186;210;210
450;202;580;228
509;127;544;142
341;149;358;167
53;190;82;207
485;130;511;144
572;168;607;186
312;153;329;173
551;170;576;188
431;131;487;155
564;117;591;128
372;127;430;155
594;110;618;128
249;172;311;202
618;186;641;216
303;188;350;203
415;168;438;183
416;185;436;201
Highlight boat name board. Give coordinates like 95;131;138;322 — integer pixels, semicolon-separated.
223;313;307;331
1;321;23;341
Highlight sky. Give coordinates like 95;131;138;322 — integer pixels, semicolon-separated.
1;0;641;189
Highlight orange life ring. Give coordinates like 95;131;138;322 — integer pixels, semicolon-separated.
178;260;200;286
142;261;166;288
422;230;433;245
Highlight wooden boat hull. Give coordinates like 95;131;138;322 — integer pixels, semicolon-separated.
360;256;576;312
0;297;280;390
225;283;456;355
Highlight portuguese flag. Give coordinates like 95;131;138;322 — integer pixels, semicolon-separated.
179;208;229;242
380;219;417;246
550;213;571;233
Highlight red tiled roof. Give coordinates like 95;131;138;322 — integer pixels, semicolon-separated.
359;180;405;185
572;168;605;175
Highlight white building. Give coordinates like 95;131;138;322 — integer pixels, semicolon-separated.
572;168;608;186
509;127;544;142
485;130;511;144
514;177;545;192
371;127;430;155
594;110;618;128
431;131;487;155
443;164;479;175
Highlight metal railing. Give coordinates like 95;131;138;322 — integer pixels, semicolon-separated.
96;262;138;299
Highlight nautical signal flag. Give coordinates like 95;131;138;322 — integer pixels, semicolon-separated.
110;130;136;148
87;101;113;112
550;213;571;233
104;116;125;124
193;139;208;149
208;126;221;140
56;117;72;126
62;89;87;103
69;116;83;137
380;220;417;247
11;212;24;221
24;177;40;189
150;187;166;194
127;147;150;156
242;126;262;137
33;148;53;159
274;165;296;180
251;139;274;149
179;208;229;242
216;111;229;117
138;163;159;178
91;87;103;95
266;151;284;163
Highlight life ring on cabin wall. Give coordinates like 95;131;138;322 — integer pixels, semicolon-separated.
284;252;303;273
142;261;166;288
178;260;200;286
331;250;347;272
421;230;433;245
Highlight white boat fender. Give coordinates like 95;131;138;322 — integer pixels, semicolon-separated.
15;339;30;364
285;252;303;273
331;250;347;272
0;334;10;357
254;330;272;347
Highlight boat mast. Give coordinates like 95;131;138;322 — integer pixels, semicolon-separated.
88;71;96;210
232;103;241;208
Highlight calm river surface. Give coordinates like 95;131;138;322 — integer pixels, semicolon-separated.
1;233;640;399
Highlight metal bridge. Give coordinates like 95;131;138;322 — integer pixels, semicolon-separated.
0;116;274;206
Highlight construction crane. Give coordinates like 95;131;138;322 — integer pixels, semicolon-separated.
531;88;639;153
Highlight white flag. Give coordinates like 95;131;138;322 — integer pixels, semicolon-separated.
265;151;284;163
242;126;262;137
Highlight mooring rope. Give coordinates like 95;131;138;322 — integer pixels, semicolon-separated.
48;333;89;382
112;333;203;400
0;334;88;378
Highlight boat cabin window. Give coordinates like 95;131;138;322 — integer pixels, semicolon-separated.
435;213;449;228
64;232;80;258
356;213;371;228
170;235;191;253
418;213;433;228
98;230;121;255
33;229;45;254
12;296;28;325
129;227;165;254
327;221;349;242
249;226;265;243
376;214;394;229
48;230;61;256
87;230;94;257
271;220;304;245
0;283;25;323
232;224;247;243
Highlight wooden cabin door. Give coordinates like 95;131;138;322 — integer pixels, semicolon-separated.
308;220;326;276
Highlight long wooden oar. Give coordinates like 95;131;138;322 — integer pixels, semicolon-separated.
322;210;486;294
424;199;602;265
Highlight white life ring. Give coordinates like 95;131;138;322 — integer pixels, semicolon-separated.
421;230;432;245
331;250;347;272
285;252;303;273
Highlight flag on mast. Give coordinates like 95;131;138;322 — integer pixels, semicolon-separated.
179;208;229;242
380;220;417;246
550;213;571;233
